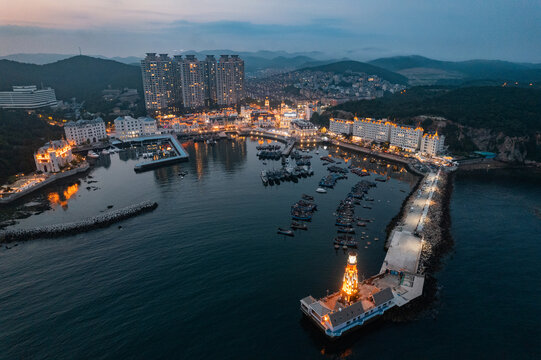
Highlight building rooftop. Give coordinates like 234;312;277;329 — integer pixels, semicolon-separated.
372;287;394;306
65;118;104;127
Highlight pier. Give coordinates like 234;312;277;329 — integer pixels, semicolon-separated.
282;140;296;157
301;168;444;337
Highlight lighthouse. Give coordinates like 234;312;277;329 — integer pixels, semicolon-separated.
341;252;359;303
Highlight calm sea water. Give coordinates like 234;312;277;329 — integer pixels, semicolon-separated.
0;140;539;359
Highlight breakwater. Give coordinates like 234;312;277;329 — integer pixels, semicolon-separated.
0;201;158;243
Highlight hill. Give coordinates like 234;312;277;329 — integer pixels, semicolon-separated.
369;56;541;85
301;60;408;85
0;53;142;65
312;86;541;160
0;110;64;183
0;56;142;100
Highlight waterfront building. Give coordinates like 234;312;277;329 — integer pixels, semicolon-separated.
141;53;176;113
34;140;73;173
172;121;199;133
64;118;107;145
0;86;57;109
420;132;445;156
203;55;218;106
216;55;244;106
290;119;317;138
114;116;158;140
390;125;423;151
329;118;354;135
352;118;391;142
280;112;297;129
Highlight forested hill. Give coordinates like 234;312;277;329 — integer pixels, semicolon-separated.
301;60;409;85
0;110;64;183
315;86;541;136
311;86;541;160
0;56;142;101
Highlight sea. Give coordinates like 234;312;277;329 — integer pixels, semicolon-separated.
0;138;539;359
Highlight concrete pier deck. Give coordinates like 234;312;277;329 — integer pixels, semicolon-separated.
380;170;440;274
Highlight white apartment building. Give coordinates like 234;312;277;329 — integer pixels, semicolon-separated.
34;140;73;173
280;112;297;129
0;86;57;109
352;118;391;142
114;116;158;140
329;118;353;135
390;125;423;151
64;118;107;145
420;132;446;156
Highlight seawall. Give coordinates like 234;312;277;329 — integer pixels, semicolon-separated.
0;201;158;243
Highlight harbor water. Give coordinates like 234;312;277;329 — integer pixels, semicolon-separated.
0;139;539;359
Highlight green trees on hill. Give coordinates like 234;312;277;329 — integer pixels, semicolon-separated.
0;110;64;182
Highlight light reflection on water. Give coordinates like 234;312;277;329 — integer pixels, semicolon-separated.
47;183;79;210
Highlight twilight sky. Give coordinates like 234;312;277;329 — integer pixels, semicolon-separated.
1;0;541;62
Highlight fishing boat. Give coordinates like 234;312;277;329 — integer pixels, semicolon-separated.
316;188;327;194
291;211;312;221
101;149;110;155
357;222;367;227
87;150;99;159
333;235;358;248
261;170;269;186
337;226;355;234
277;228;295;236
302;194;314;201
291;222;308;230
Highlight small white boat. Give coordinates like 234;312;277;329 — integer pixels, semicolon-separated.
316;188;327;194
101;149;110;155
87;150;99;159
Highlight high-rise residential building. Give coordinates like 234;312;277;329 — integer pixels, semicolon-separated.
64;118;107;145
141;53;176;113
142;53;244;112
216;55;244;106
203;55;217;106
174;55;206;109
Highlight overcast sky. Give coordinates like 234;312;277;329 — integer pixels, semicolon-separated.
1;0;540;62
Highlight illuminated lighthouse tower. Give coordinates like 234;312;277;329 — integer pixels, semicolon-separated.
341;252;359;303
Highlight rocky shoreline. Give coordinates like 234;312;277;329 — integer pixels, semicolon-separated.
0;201;158;243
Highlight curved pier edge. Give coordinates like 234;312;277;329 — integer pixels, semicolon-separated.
0;201;158;243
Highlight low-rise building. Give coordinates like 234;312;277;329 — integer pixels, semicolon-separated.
329;118;354;135
114;116;158;140
64;118;107;145
34;140;73;173
290;119;317;138
390;125;423;152
420;132;445;156
0;85;57;109
352;118;391;142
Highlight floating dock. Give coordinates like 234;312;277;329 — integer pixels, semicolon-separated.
300;170;441;338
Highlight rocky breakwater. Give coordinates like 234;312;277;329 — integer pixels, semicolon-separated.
417;171;453;275
0;201;158;243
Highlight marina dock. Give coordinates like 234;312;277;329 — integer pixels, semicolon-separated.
300;169;442;337
130;135;189;172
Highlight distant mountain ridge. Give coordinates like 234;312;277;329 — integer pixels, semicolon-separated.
369;55;541;85
0;56;142;100
300;60;409;85
0;53;142;65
